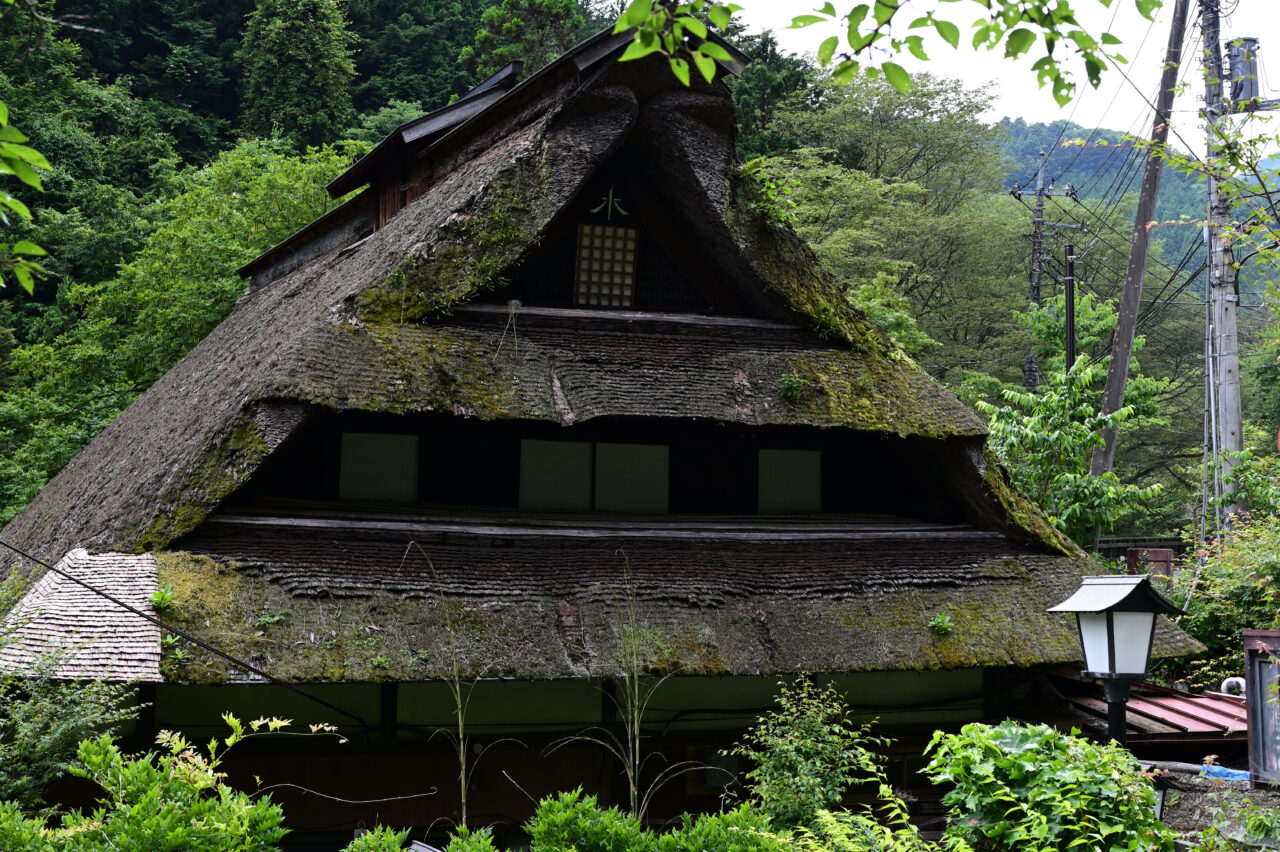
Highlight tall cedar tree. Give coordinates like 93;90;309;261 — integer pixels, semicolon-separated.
458;0;582;80
238;0;356;148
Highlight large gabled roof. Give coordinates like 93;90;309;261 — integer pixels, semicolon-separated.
3;44;993;565
0;36;1200;685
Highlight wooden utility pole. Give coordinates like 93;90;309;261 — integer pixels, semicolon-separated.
1024;153;1049;390
1202;0;1244;506
1090;0;1191;478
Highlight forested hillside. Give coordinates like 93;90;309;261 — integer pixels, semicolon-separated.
0;0;1274;546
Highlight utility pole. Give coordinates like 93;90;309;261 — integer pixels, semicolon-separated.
1065;243;1076;368
1203;0;1244;508
1090;0;1190;480
1011;152;1078;389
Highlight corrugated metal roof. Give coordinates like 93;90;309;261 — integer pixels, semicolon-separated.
1067;680;1246;742
0;549;162;682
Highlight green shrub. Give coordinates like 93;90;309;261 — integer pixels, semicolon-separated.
1165;514;1280;687
923;721;1176;852
728;677;887;830
655;804;786;852
527;789;650;852
447;825;499;851
791;809;953;852
345;825;410;851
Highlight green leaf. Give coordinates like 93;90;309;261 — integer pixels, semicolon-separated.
678;15;707;39
619;38;660;61
0;102;7;125
881;61;910;92
617;0;651;31
1136;0;1159;19
1101;32;1122;45
708;4;732;29
905;35;928;61
818;2;836;15
0;125;25;144
789;14;827;27
692;51;716;82
669;56;691;86
0;195;31;220
12;240;46;256
831;58;859;85
818;35;839;65
933;18;960;48
1005;28;1036;58
872;0;897;27
13;264;34;294
699;41;733;60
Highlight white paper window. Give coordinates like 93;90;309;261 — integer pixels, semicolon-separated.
339;433;419;502
575;224;637;307
595;443;669;513
519;439;593;510
758;449;822;514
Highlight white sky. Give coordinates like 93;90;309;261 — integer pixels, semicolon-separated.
732;1;1280;150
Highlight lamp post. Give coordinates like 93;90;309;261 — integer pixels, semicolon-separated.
1048;575;1183;746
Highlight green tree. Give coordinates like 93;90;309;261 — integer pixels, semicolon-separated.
0;139;359;524
971;294;1165;546
458;0;583;79
239;0;357;148
346;0;487;113
726;30;814;162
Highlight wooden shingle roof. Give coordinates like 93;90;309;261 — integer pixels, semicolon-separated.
0;549;161;681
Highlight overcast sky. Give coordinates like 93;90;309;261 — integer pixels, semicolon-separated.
731;1;1280;152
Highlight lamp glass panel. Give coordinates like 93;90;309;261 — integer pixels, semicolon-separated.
1077;612;1111;672
1112;610;1156;674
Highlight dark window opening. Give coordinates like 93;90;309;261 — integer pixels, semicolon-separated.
228;414;968;523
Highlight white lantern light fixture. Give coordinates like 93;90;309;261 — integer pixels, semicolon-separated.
1048;575;1182;746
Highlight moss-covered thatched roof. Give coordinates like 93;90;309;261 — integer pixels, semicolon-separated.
0;40;1201;685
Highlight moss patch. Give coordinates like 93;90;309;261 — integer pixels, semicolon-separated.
154;552;561;684
130;418;271;552
981;447;1077;555
359;160;552;326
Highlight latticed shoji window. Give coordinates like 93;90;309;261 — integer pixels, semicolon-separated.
575;224;638;307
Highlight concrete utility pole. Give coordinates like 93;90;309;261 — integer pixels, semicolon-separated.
1090;0;1191;479
1203;0;1244;506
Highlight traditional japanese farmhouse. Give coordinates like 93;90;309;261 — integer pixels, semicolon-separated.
0;30;1199;848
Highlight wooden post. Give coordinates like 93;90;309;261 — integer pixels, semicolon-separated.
1090;0;1191;478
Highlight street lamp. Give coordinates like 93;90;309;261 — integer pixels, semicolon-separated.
1048;575;1183;746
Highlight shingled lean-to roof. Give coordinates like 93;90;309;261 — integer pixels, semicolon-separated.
1;34;1200;684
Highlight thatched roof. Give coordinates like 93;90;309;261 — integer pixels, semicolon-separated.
0;38;1201;684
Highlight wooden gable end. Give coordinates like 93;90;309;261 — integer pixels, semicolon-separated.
480;154;751;317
